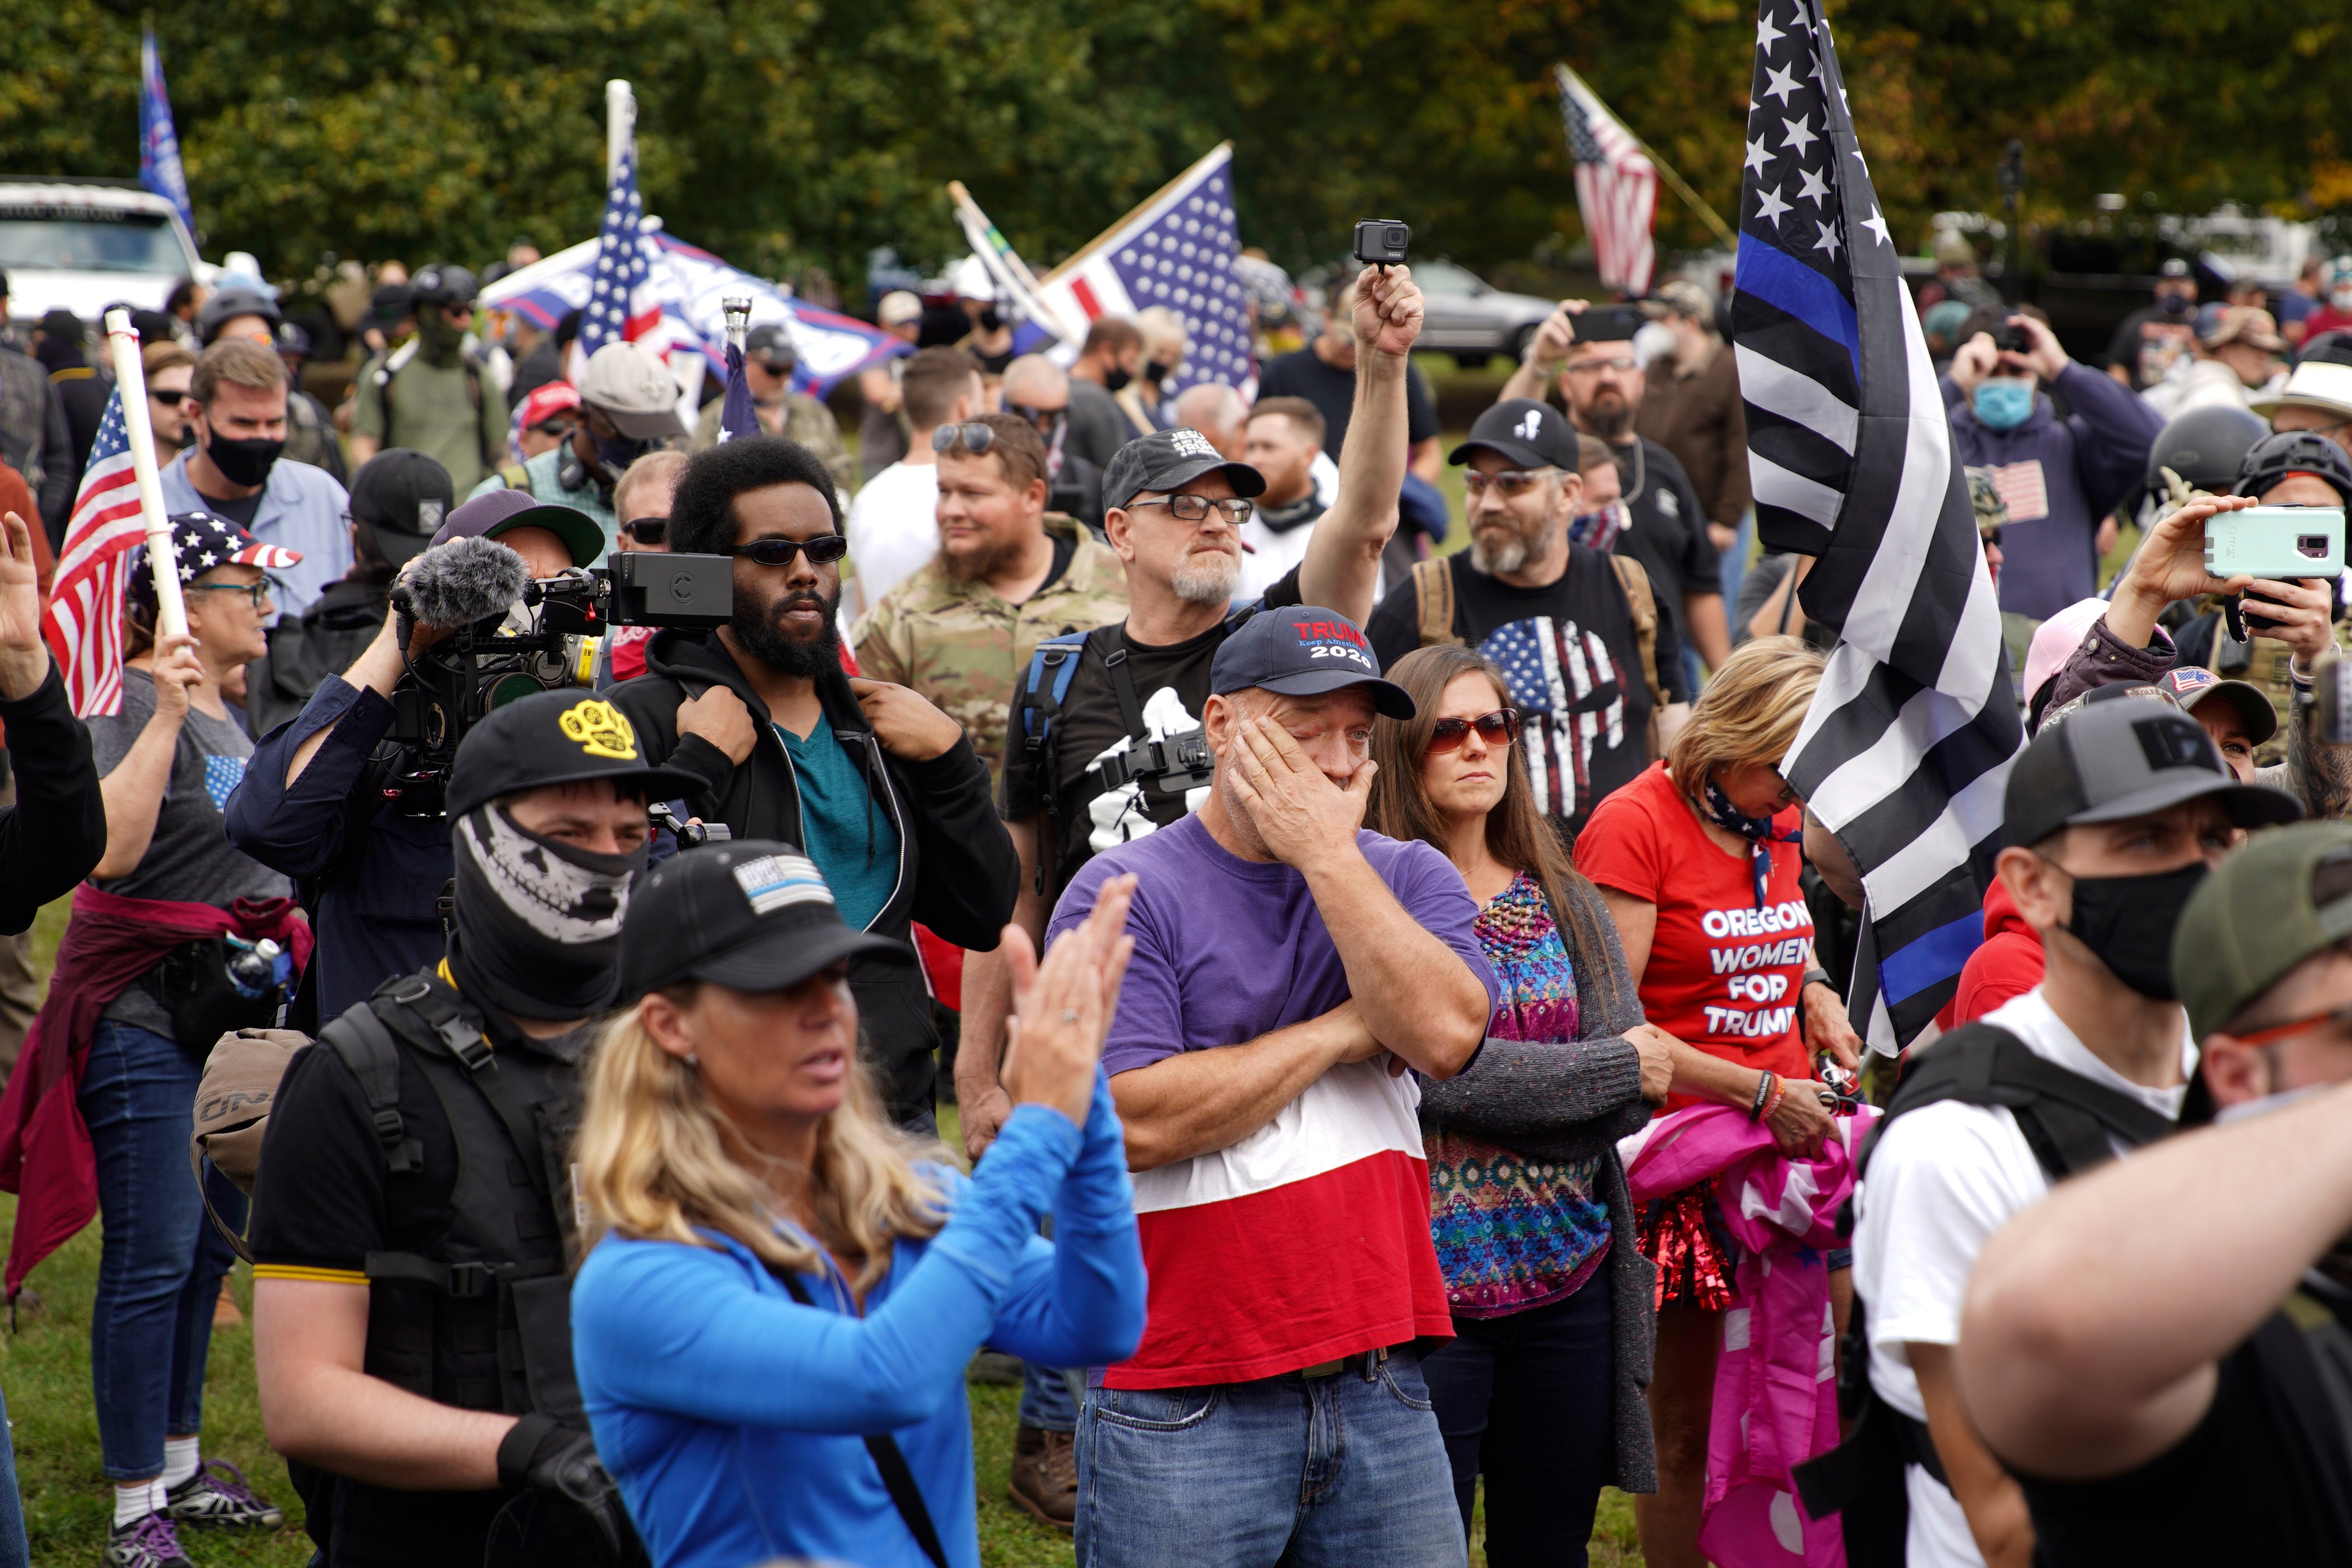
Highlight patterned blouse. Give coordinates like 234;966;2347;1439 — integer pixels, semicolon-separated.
1425;872;1613;1318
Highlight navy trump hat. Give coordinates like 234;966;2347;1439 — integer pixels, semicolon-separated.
1210;606;1415;718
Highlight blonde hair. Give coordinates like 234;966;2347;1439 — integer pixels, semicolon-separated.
1665;634;1826;804
573;986;948;1290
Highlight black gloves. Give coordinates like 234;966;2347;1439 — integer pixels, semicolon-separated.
496;1412;631;1560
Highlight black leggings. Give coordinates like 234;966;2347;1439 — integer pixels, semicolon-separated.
1420;1273;1616;1567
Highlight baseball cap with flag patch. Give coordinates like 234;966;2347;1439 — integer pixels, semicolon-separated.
1449;398;1581;472
2158;665;2278;748
617;838;913;1002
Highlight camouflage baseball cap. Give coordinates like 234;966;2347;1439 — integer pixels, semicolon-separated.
2174;821;2352;1040
1964;465;2008;536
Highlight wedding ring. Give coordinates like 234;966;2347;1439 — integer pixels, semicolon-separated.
1060;1009;1080;1024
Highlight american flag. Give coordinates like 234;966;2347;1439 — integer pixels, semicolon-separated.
1731;1;2022;1049
717;338;757;444
1556;67;1658;297
1031;144;1256;391
580;137;660;361
43;388;146;717
1480;615;1626;825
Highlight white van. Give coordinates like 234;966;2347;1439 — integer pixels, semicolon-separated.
0;178;206;324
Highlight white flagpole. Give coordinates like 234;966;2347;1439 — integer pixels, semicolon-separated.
605;80;634;181
101;309;186;639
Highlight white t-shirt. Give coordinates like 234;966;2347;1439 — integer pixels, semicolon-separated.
843;460;940;622
1850;986;2195;1568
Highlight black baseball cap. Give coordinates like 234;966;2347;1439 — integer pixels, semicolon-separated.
1449;398;1581;470
618;839;912;1002
433;488;606;569
1209;605;1415;718
1103;427;1266;513
349;449;456;567
745;323;797;370
2003;694;2298;851
446;688;704;820
1571;305;1642;343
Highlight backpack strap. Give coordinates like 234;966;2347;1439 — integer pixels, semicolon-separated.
496;461;531;493
1411;557;1460;648
319;1004;423;1174
1014;630;1092;894
1099;625;1150;740
759;1259;951;1568
1609;553;1666;712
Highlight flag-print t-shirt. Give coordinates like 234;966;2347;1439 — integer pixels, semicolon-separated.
85;666;292;1035
1366;548;1688;839
1578;761;1812;1110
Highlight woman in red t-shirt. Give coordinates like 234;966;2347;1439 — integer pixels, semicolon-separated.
1576;634;1863;1567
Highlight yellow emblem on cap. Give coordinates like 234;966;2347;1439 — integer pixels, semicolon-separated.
559;698;638;760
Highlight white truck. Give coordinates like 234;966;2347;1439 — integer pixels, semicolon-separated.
0;177;206;324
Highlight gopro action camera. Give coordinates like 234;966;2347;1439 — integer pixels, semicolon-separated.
1353;220;1411;267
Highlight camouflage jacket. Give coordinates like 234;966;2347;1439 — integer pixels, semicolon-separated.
690;390;856;496
851;516;1130;783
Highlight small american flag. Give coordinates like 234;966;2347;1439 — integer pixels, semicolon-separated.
1556;66;1658;297
580;138;659;361
43;387;146;717
1986;460;2050;524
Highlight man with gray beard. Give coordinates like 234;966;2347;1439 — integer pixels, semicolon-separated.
1367;398;1689;838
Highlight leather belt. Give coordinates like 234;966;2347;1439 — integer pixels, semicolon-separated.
1293;1346;1390;1380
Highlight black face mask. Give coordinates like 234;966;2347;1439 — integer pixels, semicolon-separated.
203;430;283;488
976;306;1004;333
2159;292;2195;316
450;804;645;1021
1102;366;1132;393
1143;358;1174;384
2058;860;2209;1000
594;431;654;484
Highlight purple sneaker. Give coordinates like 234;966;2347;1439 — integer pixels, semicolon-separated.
162;1459;284;1529
104;1511;192;1568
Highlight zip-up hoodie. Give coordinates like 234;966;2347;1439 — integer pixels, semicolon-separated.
1948;876;2042;1028
613;629;1018;1124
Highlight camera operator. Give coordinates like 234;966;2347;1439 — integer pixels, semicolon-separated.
1959;822;2352;1566
225;490;606;1026
248;689;696;1568
467;340;689;557
609;435;1019;1135
244;450;456;738
2036;436;2352;820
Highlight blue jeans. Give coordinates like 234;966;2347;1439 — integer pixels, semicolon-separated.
1422;1279;1615;1566
78;1019;246;1480
0;1380;26;1568
1076;1348;1465;1568
1718;510;1755;606
1020;1361;1081;1433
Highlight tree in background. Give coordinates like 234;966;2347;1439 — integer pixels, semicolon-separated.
5;0;2351;295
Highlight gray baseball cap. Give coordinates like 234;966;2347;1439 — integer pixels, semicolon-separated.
2003;692;2300;850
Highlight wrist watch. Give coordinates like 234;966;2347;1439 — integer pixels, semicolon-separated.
1802;967;1832;993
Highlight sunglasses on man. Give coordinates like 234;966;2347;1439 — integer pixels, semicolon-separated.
619;517;668;546
150;388;188;407
1425;709;1522;753
719;535;851;567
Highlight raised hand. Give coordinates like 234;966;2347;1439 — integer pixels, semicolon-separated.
1350;264;1425;362
0;511;48;700
1002;874;1138;1126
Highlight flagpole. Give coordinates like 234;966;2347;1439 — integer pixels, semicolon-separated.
1037;143;1235;286
101;309;186;640
605;80;633;182
1555;66;1738;253
946;180;1084;344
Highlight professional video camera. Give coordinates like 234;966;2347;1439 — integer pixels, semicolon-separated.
375;535;736;815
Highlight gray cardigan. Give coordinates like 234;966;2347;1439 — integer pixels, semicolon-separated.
1418;874;1659;1494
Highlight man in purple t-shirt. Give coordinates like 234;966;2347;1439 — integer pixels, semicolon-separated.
1048;606;1497;1568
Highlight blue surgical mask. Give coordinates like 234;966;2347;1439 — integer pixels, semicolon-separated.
1973;379;2035;431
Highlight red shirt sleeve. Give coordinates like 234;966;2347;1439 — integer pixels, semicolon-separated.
1575;769;1668;903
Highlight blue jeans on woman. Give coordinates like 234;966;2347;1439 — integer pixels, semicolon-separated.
1421;1276;1616;1567
77;1018;246;1481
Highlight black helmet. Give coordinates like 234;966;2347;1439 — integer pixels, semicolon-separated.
195;286;282;346
2237;430;2352;508
2295;330;2352;370
2145;403;2268;500
408;264;479;309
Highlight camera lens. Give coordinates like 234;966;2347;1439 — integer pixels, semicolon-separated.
1387;226;1407;249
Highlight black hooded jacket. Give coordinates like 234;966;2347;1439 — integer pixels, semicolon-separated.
612;629;1018;1124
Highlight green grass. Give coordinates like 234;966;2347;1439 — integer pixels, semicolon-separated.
10;900;1646;1566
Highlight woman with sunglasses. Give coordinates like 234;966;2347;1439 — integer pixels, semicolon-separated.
1574;634;1861;1568
143;340;199;477
1366;644;1672;1566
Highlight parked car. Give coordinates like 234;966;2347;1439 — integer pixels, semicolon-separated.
1410;258;1561;367
0;178;205;325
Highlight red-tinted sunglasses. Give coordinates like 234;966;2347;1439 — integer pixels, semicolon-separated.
1426;709;1521;753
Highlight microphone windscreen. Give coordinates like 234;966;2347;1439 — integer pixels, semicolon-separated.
401;535;532;629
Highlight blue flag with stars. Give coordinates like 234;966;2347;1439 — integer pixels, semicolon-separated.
717;339;757;444
1731;0;2022;1051
581;139;654;360
139;29;195;236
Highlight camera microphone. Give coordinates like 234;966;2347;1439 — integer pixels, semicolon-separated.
396;535;533;629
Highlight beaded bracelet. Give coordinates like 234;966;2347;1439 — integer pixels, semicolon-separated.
1762;1078;1789;1122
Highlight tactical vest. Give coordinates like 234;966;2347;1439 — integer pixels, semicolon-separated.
318;968;585;1421
1792;1023;2181;1564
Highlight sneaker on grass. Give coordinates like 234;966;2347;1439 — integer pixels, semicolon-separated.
164;1459;284;1529
104;1513;192;1568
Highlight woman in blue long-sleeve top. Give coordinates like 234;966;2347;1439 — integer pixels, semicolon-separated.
569;840;1147;1568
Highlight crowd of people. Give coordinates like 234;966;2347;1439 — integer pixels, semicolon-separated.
0;234;2350;1568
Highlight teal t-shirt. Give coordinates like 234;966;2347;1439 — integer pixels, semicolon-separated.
773;713;901;933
